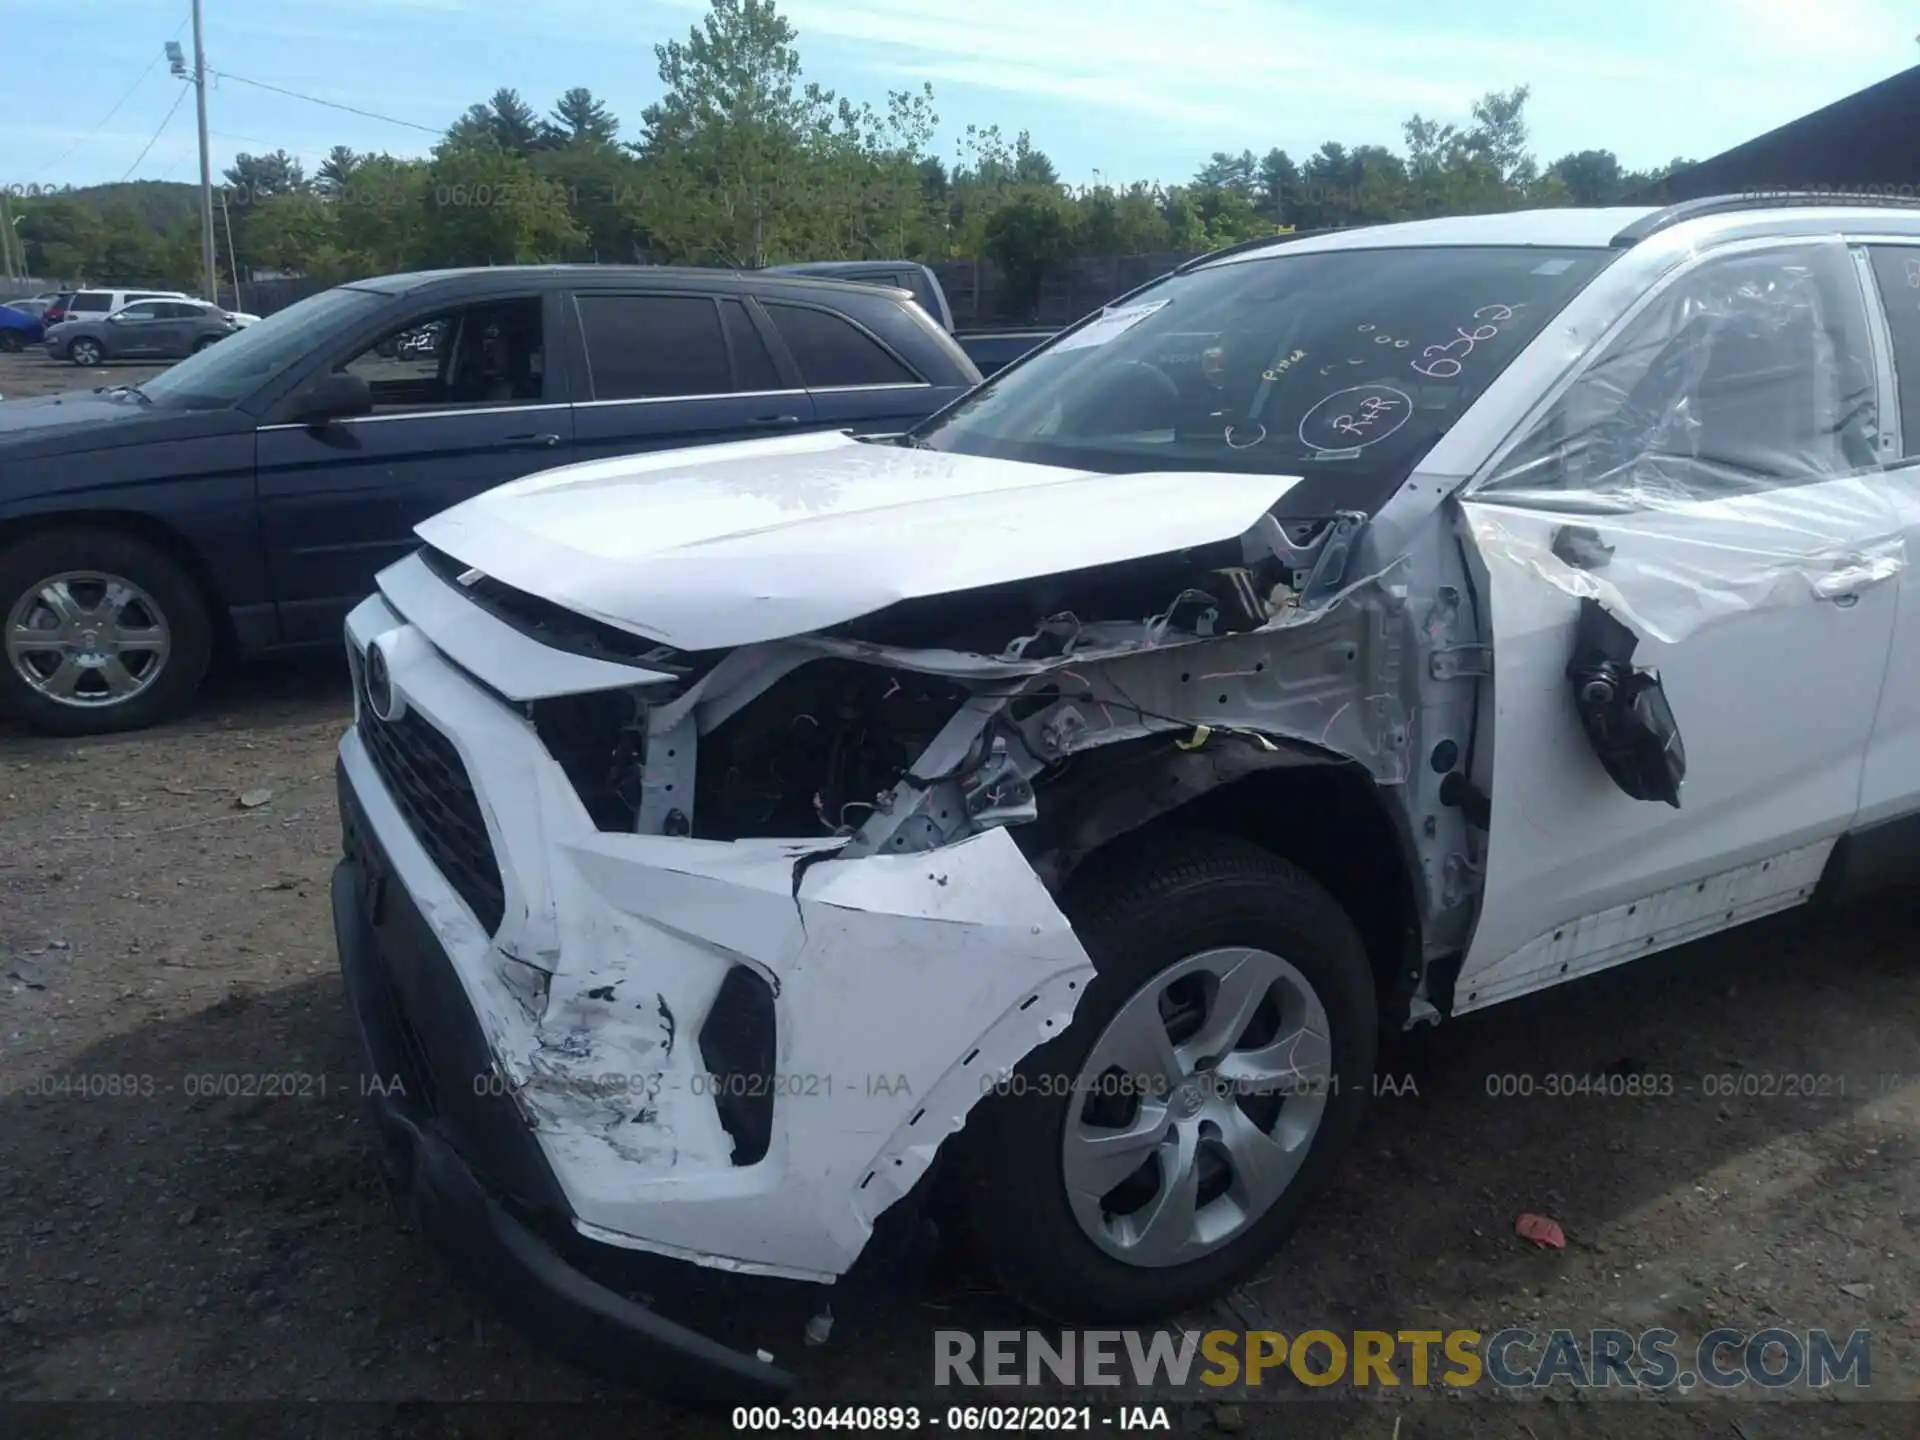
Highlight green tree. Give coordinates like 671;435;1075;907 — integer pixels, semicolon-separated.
248;192;353;280
16;197;104;278
222;150;310;277
1257;147;1300;224
633;0;836;264
448;89;544;156
543;87;620;148
1545;149;1625;205
983;188;1076;319
94;203;164;284
316;147;361;196
419;137;581;266
1195;149;1258;195
533;138;650;260
331;154;431;273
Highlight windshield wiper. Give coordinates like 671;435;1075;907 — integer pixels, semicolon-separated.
105;385;152;405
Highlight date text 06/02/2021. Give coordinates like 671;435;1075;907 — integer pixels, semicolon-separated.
731;1406;1173;1431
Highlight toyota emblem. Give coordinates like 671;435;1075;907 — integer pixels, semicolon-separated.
364;640;398;721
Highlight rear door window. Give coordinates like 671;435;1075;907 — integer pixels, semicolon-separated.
1865;247;1920;457
70;293;111;314
576;293;733;399
719;297;782;392
761;301;920;388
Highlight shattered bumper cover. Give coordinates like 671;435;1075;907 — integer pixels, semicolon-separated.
332;795;797;1402
335;591;1095;1286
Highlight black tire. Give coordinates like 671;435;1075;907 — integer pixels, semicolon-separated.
0;528;214;736
0;331;23;353
957;830;1378;1322
192;335;218;353
68;337;104;367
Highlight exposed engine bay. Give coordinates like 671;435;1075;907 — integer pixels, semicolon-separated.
509;501;1482;998
693;660;970;840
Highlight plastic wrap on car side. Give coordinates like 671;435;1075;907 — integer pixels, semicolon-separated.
1466;238;1904;644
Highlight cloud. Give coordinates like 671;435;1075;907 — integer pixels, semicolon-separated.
675;0;1765;146
1718;0;1906;60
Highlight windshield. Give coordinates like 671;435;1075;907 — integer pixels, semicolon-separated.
135;285;389;410
911;245;1614;507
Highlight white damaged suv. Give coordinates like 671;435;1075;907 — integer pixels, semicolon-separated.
331;195;1920;1399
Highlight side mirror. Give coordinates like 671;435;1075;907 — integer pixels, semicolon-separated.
107;312;128;323
290;371;373;425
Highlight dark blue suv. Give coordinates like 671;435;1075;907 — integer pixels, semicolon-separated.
0;266;981;735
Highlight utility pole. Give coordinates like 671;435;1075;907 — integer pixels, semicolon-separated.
169;6;217;303
0;192;15;282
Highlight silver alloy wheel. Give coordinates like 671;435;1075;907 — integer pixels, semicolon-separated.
71;338;102;366
1061;946;1333;1268
5;570;171;708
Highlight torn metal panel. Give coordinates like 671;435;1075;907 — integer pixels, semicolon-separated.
1466;487;1905;646
533;826;1094;1279
838;570;1420;865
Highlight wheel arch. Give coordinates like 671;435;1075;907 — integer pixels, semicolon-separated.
1017;733;1425;1028
0;508;239;664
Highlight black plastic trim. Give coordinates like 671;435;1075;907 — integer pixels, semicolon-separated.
1815;811;1920;906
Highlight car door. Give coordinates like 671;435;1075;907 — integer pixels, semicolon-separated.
1452;238;1901;1012
254;290;574;643
146;301;204;357
104;300;166;357
563;290;816;463
1852;242;1920;846
754;297;953;433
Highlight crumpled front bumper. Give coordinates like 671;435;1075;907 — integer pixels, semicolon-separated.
335;589;1095;1289
332;794;797;1402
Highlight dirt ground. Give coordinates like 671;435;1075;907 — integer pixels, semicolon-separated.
1;351;1917;1438
0;350;168;400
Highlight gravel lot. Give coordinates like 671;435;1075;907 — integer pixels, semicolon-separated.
0;350;168;401
1;350;1916;1437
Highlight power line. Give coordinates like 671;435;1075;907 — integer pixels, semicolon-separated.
34;17;190;178
211;70;442;134
120;85;191;182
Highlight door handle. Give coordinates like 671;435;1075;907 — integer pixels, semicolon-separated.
752;414;802;426
505;432;561;447
1813;561;1896;603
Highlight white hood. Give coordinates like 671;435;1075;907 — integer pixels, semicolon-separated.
416;430;1301;651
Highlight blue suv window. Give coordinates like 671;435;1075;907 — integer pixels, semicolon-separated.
762;301;919;389
577;294;734;400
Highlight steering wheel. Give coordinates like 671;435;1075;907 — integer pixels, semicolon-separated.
1106;358;1183;404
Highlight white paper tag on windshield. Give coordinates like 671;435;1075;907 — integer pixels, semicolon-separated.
1049;298;1171;353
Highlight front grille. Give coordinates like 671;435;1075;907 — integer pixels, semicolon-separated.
356;686;506;935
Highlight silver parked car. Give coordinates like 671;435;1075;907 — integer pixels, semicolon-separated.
46;297;243;367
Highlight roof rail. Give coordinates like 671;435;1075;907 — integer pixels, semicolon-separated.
1173;226;1354;274
1612;191;1920;247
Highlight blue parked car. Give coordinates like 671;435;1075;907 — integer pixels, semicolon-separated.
0;302;46;352
0;265;982;735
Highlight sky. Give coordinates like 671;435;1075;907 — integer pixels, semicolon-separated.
3;0;1914;193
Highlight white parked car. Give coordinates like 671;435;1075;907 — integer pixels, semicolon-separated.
61;287;190;320
331;194;1920;1399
